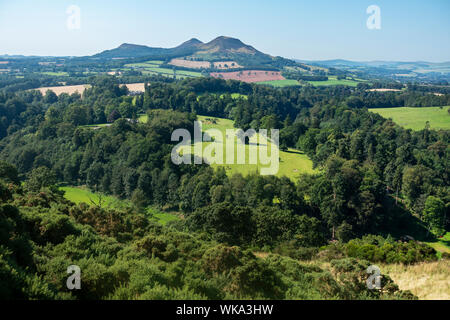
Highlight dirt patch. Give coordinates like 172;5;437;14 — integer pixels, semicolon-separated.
210;70;285;83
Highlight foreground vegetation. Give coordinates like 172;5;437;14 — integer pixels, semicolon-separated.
0;75;448;300
382;260;450;300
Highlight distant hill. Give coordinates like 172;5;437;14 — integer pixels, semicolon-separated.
297;59;450;75
93;36;288;67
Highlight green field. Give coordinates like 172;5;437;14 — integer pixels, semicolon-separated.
256;80;300;87
425;232;450;255
60;186;180;225
180;116;317;179
124;60;202;78
124;60;164;68
369;106;450;131
307;76;360;87
41;71;69;77
60;186;131;210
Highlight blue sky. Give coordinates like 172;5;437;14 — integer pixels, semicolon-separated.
0;0;449;61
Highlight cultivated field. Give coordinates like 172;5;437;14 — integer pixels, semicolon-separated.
257;79;300;87
368;88;402;92
36;83;147;96
169;58;210;69
124;60;202;78
36;84;91;95
213;61;242;70
210;70;285;83
307;76;360;87
179;116;317;179
369;106;450;131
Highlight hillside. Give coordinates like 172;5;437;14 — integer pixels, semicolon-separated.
93;36;285;67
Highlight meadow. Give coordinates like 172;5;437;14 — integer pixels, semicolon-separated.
424;232;450;255
369;106;450;131
307;76;360;87
60;186;180;225
180;116;317;179
256;79;300;87
124;60;202;78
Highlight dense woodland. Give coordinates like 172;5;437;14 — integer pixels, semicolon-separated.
0;75;448;300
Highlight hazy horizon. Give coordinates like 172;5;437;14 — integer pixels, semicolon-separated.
0;0;449;62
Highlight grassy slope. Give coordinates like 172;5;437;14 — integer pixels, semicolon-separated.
60;186;179;225
181;116;316;179
424;232;450;255
369;106;450;131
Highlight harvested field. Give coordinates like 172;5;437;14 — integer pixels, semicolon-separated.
169;59;242;70
36;83;147;96
213;61;242;70
125;83;146;92
368;88;402;92
210;70;285;83
36;84;90;96
169;59;210;69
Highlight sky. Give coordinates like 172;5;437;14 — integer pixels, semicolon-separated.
0;0;449;62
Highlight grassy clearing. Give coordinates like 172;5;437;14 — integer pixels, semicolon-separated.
424;232;450;255
180;116;317;179
138;114;148;123
308;76;359;87
60;186;180;225
60;186;131;210
256;80;300;87
381;260;450;300
369;106;450;131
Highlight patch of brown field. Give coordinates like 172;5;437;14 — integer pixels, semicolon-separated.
125;83;146;92
368;88;402;92
213;61;242;70
169;59;242;70
36;84;91;96
169;59;210;69
36;83;146;96
210;70;285;83
381;260;450;300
